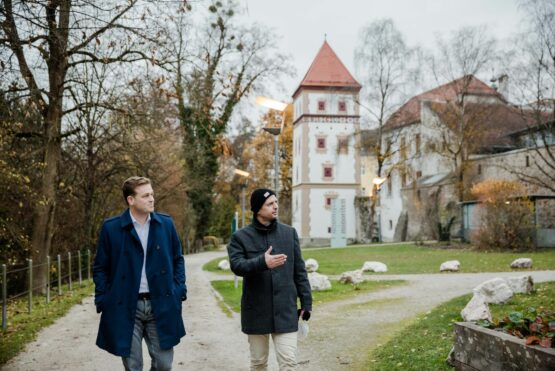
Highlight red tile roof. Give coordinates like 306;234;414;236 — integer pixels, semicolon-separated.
427;101;538;150
293;41;361;97
384;75;505;130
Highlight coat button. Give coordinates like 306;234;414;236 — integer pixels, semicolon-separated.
156;245;160;250
161;269;166;274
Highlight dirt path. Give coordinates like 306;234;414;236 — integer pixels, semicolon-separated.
4;251;555;371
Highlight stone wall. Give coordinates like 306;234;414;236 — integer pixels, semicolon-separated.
453;322;555;371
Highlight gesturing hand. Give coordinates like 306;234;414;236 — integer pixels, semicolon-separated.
264;246;287;269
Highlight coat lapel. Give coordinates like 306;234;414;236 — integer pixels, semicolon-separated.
120;209;143;250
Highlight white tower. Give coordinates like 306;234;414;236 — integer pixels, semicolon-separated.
291;41;361;245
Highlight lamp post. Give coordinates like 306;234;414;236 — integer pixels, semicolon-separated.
372;176;387;243
256;96;288;195
234;169;250;228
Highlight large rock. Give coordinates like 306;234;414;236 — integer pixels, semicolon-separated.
339;269;364;284
440;260;460;272
361;261;388;273
305;258;319;273
473;278;513;304
308;272;331;291
507;275;534;294
217;259;230;270
460;293;492;322
510;258;533;269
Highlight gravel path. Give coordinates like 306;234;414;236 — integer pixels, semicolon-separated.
4;251;555;371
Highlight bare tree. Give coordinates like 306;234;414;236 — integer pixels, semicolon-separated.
504;0;555;192
165;0;290;246
1;0;160;290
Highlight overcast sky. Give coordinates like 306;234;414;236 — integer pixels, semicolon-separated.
240;0;525;102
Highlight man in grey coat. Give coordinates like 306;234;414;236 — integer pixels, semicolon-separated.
227;188;312;371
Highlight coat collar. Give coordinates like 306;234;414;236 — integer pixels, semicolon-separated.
252;216;277;232
120;208;162;228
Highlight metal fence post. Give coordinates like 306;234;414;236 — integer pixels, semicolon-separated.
78;251;82;286
46;256;50;304
87;249;91;281
57;254;62;296
2;264;6;330
28;259;33;314
68;252;72;291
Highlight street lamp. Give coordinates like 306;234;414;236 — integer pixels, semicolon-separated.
234;169;250;228
256;96;288;195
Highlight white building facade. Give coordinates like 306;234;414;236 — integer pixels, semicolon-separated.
291;41;361;245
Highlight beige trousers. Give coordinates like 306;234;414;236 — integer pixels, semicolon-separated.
248;332;298;371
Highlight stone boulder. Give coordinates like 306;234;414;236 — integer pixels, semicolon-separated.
339;269;364;284
440;260;460;272
461;293;492;322
361;261;388;273
507;275;534;294
510;258;533;269
305;258;319;273
217;259;230;270
473;278;513;304
308;272;332;291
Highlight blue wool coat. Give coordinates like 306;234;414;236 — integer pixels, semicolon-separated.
93;209;186;357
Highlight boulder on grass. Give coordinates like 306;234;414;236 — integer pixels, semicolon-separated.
305;258;319;273
473;278;513;304
339;269;364;284
217;259;230;270
361;261;388;273
461;293;492;322
510;258;533;269
507;275;534;294
440;260;460;272
308;272;332;291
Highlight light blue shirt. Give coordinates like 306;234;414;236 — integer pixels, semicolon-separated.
130;211;151;294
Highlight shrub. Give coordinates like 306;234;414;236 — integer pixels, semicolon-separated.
470;180;535;250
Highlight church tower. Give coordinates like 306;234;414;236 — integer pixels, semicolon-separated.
291;41;361;245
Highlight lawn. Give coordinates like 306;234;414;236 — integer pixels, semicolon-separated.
0;282;94;366
364;281;555;371
203;243;555;275
210;279;407;313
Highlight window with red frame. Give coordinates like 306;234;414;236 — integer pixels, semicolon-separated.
323;166;333;178
317;137;326;149
338;101;346;112
318;100;326;111
326;197;331;206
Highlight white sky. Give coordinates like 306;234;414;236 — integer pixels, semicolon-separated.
240;0;525;101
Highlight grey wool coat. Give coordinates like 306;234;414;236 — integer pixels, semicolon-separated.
227;218;312;334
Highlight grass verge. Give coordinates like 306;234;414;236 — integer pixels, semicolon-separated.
210;279;407;314
203;244;555;275
365;281;555;371
0;281;94;366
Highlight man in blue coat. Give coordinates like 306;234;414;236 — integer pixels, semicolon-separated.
93;176;186;370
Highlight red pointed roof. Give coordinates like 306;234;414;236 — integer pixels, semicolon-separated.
293;41;361;97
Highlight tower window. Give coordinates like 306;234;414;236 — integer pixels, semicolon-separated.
338;137;348;154
317;137;326;149
477;164;482;175
323;166;333;179
338;101;346;112
317;100;326;111
525;155;530;167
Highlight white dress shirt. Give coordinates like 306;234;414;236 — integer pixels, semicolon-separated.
131;212;151;294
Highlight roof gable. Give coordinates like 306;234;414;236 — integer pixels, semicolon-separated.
293;41;361;97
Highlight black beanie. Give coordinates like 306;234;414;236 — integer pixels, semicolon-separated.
250;188;276;214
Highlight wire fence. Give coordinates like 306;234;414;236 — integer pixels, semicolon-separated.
1;249;93;331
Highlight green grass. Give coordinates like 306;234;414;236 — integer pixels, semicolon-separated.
210;279;407;314
365;281;555;371
203;257;234;275
203;244;555;275
0;281;94;366
303;244;555;274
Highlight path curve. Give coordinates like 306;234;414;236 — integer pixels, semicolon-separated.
4;250;555;370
